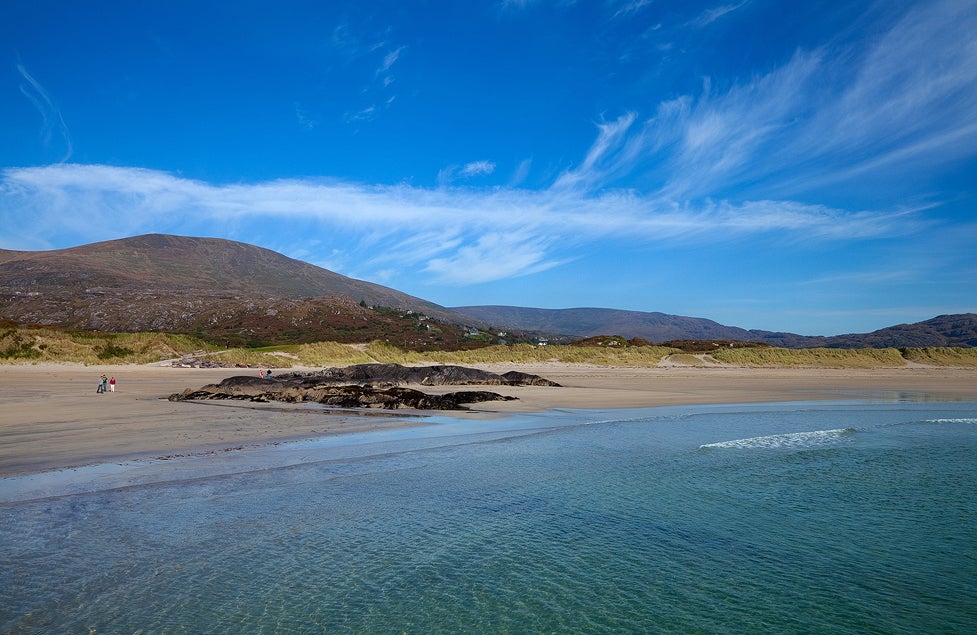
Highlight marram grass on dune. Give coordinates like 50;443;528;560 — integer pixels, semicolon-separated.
709;346;906;368
0;328;208;365
2;326;977;368
709;346;977;368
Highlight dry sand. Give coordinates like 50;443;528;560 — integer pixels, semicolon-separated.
1;362;975;477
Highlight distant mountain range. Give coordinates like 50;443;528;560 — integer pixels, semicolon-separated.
449;306;977;349
1;234;973;349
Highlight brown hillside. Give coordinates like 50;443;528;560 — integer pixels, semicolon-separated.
0;234;489;348
0;234;449;314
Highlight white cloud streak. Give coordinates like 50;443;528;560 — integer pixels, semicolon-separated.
461;161;496;177
332;21;405;125
612;0;653;19
437;160;497;185
692;1;749;27
17;64;73;162
378;46;406;74
0;162;921;283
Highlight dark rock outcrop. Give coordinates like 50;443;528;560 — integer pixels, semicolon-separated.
168;364;559;410
278;363;561;387
499;370;562;386
170;381;512;410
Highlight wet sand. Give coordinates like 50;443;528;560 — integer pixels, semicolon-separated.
1;362;974;477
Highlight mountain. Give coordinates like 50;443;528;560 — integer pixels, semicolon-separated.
450;306;977;349
449;306;756;342
3;235;972;349
0;233;449;315
754;313;977;348
0;234;485;349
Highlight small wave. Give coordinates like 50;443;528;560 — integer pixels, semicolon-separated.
699;428;855;450
923;418;977;424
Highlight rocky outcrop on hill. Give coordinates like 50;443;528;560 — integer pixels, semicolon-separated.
168;364;560;410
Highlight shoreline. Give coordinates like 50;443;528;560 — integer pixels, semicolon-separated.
1;362;975;479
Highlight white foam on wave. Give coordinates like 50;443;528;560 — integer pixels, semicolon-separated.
924;418;977;424
699;428;856;450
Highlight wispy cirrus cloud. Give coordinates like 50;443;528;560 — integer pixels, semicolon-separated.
0;162;923;284
437;160;497;185
555;0;977;204
776;0;977;190
17;63;73;162
424;231;567;284
378;46;406;74
612;0;653;19
330;22;386;60
552;112;640;192
500;0;537;10
461;161;496;177
691;1;749;27
376;45;406;89
331;21;406;123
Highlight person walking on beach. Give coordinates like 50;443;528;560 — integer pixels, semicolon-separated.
97;374;108;393
109;377;116;392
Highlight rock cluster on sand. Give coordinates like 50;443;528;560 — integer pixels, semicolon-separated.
168;363;560;410
284;363;562;387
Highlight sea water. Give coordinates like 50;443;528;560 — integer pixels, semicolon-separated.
2;399;976;634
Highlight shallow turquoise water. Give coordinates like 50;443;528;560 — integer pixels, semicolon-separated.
2;400;976;634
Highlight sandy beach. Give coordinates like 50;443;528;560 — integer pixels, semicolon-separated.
1;362;974;477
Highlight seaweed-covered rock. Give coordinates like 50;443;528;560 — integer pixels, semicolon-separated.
168;376;518;410
168;364;558;410
277;363;561;387
499;370;561;386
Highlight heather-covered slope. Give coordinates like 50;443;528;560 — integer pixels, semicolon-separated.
0;234;479;348
0;234;448;314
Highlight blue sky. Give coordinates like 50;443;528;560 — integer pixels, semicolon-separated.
1;0;975;336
